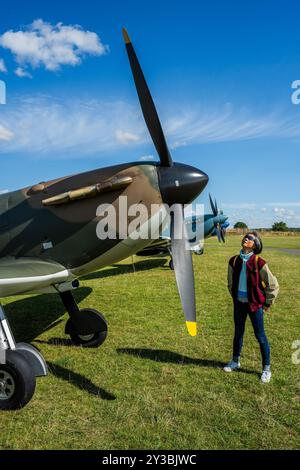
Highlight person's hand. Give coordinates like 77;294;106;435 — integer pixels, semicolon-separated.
263;305;270;312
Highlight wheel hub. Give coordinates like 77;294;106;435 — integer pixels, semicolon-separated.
0;371;15;400
78;334;95;342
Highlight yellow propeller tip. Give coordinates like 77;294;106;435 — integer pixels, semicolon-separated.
122;28;131;44
186;321;197;337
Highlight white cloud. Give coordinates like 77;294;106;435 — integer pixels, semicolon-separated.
0;19;108;73
163;105;300;147
0;96;145;155
0;124;13;141
170;140;187;150
14;67;32;78
221;202;300;228
273;207;295;216
115;130;140;144
3;95;300;158
266;202;300;207
0;189;8;194
0;58;7;72
139;155;156;161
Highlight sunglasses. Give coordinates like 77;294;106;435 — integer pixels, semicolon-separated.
243;235;255;241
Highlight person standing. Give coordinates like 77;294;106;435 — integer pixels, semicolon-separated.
225;231;279;383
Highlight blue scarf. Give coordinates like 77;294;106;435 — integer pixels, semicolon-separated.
237;250;253;301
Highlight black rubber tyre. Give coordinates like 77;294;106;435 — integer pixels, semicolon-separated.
66;308;108;348
0;350;36;410
169;259;174;270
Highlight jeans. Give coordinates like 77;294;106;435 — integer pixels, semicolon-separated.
233;300;270;367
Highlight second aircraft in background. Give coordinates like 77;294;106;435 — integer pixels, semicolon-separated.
136;194;229;269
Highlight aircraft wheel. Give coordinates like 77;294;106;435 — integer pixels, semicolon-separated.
169;259;174;270
0;350;36;410
66;309;108;348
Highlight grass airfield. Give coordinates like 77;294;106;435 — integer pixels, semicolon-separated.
0;235;299;450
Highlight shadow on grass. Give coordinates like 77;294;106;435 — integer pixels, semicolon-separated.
117;348;258;375
81;258;168;281
34;338;74;346
4;287;92;343
4;288;116;401
47;362;116;401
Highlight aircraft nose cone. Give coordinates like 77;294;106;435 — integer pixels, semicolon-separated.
158;163;209;205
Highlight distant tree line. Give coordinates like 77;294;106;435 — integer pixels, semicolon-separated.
233;222;248;229
271;221;289;232
233;221;296;232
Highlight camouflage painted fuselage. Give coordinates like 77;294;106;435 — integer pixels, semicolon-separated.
0;162;165;288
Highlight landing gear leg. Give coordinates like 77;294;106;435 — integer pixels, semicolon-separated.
60;291;108;348
0;304;47;410
167;248;174;270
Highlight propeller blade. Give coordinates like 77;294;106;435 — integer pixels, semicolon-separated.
209;193;217;216
215;198;218;214
170;205;197;336
220;221;228;243
216;226;222;243
122;28;173;167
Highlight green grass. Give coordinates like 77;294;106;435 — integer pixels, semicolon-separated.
0;235;299;450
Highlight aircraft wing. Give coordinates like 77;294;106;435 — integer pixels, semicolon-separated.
0;257;70;298
135;236;171;256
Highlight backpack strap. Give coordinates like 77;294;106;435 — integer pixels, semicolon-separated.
256;255;267;288
232;255;238;268
253;254;260;273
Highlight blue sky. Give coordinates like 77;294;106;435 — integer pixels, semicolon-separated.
0;0;299;227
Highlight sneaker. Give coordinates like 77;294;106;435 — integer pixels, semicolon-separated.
261;370;272;383
223;360;240;372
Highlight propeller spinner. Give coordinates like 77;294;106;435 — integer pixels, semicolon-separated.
123;29;209;336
